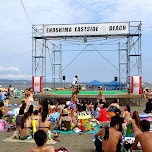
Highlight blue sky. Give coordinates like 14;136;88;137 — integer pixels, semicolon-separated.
0;0;152;82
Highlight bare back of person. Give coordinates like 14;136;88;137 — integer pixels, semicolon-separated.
100;128;122;152
28;146;55;152
21;120;32;137
134;132;152;152
39;120;51;134
131;119;142;136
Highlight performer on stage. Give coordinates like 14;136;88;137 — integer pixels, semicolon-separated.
72;75;78;93
97;86;105;102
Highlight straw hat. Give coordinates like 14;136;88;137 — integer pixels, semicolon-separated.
62;109;69;115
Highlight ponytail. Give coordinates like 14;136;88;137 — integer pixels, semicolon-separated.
20;112;30;129
41;111;47;122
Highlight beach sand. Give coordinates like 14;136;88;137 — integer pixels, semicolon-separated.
0;98;146;152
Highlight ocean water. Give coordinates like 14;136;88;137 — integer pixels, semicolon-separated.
0;82;85;90
0;82;151;91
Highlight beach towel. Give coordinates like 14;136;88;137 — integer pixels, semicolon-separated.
53;125;99;134
3;136;56;144
5;104;19;108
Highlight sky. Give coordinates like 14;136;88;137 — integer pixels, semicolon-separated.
0;0;152;82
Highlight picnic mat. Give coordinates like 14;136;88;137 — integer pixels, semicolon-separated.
5;104;19;107
2;137;56;144
53;126;99;134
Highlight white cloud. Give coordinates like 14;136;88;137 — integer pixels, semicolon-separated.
0;67;21;72
0;74;32;80
0;66;31;80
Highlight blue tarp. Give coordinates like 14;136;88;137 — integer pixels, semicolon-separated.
86;80;104;86
105;81;126;90
106;81;125;86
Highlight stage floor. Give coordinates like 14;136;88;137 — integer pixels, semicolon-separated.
51;90;128;95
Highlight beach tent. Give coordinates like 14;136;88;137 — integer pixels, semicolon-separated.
86;80;104;91
105;81;126;90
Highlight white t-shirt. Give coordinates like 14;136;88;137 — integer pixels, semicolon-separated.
72;78;78;85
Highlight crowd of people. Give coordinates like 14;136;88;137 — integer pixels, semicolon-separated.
0;84;152;152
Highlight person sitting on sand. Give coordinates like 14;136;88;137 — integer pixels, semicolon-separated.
16;107;25;129
77;102;97;132
39;111;51;134
98;103;110;125
56;99;66;114
98;99;105;109
93;102;100;118
20;112;32;140
106;99;120;118
111;109;124;133
27;130;55;152
58;109;72;131
0;101;8;115
132;120;152;152
26;93;34;111
144;99;152;113
31;110;41;132
39;99;52;115
121;105;131;122
95;119;122;152
126;111;142;137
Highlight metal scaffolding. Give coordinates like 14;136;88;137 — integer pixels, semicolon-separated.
32;21;142;91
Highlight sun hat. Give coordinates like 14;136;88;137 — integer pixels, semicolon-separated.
62;109;69;115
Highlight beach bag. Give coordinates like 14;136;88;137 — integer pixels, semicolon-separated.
55;147;68;152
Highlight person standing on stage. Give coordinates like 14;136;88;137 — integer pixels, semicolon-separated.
97;86;105;102
72;75;78;93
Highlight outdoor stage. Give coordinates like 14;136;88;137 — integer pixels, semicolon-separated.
33;90;142;106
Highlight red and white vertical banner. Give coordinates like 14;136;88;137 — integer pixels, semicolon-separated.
131;76;141;94
32;76;42;93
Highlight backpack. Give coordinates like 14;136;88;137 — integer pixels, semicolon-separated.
55;147;68;152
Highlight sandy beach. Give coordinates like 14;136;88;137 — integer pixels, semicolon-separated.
0;98;147;152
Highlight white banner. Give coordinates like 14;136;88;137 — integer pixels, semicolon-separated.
131;76;141;94
43;22;129;37
32;76;42;93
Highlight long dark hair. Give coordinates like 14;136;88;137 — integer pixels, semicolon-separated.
28;105;33;116
20;112;30;129
42;99;49;114
132;111;141;128
125;105;130;112
94;103;98;111
19;107;25;115
41;111;47;122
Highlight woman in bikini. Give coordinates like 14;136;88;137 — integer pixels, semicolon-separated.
39;111;51;134
122;105;131;122
20;112;32;140
126;111;142;137
31;110;41;132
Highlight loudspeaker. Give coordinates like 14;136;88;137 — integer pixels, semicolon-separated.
63;76;65;80
114;77;117;81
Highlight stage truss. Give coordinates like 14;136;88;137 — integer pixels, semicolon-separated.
32;21;142;92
